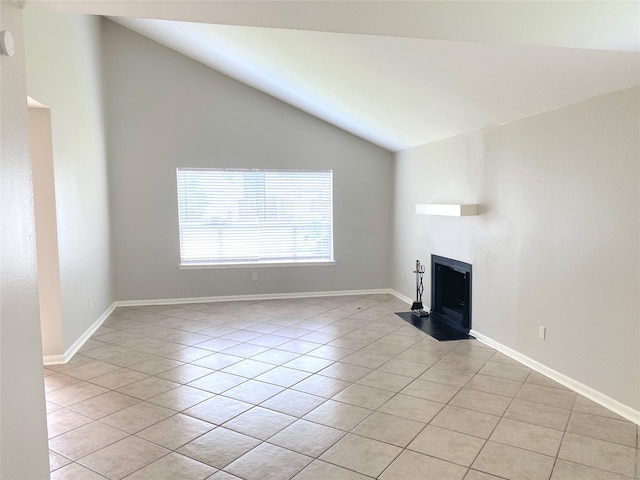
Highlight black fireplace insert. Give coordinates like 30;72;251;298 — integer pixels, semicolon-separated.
431;254;472;333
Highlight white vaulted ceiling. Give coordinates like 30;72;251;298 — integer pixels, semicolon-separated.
26;1;640;151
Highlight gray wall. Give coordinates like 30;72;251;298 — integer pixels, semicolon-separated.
24;10;114;353
391;87;640;410
0;2;51;477
103;20;394;301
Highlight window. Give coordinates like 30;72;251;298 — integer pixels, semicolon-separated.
177;168;334;267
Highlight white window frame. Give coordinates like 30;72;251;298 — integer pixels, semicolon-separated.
176;168;335;269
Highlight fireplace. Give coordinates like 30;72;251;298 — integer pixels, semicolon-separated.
431;255;472;334
395;255;473;341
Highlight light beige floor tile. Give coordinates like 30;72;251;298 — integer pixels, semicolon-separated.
320;433;401;477
449;388;512;416
207;472;243;480
192;353;243;370
223;330;264;342
400;378;460;404
477;361;531;382
503;399;571;431
465;374;523;397
353;411;424;447
51;463;108;480
90;369;149;390
250;349;300;365
558;432;636;478
332;384;394;410
156;364;214;383
269;419;345;457
188;371;248;394
117;376;180;400
307;345;352;361
47;408;94;438
282;355;334;374
431;405;500;439
82;345;130;361
490;418;563;456
137;413;215;449
409;425;485;467
255;366;311;387
47;382;110;407
148;385;215;411
419;367;475;388
277;339;323;354
221;359;276;378
177;427;260;468
196;338;241;352
359;341;407;359
377;358;430;378
184;396;252;425
515;383;577;410
292;459;373;480
68;391;141;419
222;343;269;358
225;442;312;480
101;402;175;433
472;441;555;480
572;396;630;421
303;399;372;431
247;334;291;348
342;351;389;369
47;401;64;414
551;459;631;480
125;452;216;480
222;380;284;404
160;346;212;362
260;388;326;417
272;326;314;339
223;407;295;440
318;362;372;382
567;411;637;447
45;296;639;480
49;421;128;459
379;449;467;480
129;357;184;375
356;370;413;392
101;350;158;368
379;394;444;423
291;374;351;398
525;371;571;391
79;436;168;479
49;450;72;471
464;470;504;479
64;361;123;381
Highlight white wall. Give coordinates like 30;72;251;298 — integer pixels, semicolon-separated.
24;10;114;353
0;2;51;477
103;20;394;301
29;106;64;357
391;87;640;411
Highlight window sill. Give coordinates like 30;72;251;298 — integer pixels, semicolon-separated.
179;261;336;270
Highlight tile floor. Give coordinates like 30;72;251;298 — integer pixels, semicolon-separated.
44;294;639;480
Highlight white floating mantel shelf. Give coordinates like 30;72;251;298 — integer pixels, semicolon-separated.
416;204;478;217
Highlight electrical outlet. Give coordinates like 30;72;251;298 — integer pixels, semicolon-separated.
539;325;546;340
252;272;258;281
87;298;92;310
402;273;406;281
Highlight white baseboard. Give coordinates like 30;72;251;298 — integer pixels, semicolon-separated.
389;289;416;306
471;329;640;426
115;288;395;307
43;303;116;365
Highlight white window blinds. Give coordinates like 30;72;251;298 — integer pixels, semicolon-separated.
177;168;334;266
